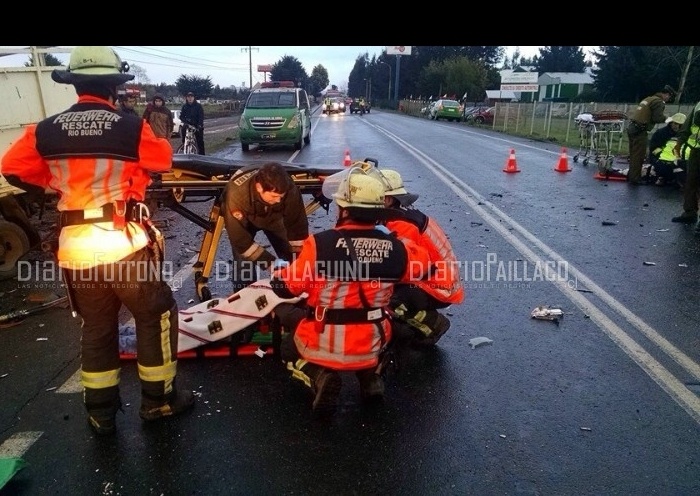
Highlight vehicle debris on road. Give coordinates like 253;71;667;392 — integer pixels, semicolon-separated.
468;337;493;349
531;306;564;326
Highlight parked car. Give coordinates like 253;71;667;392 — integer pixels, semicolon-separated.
421;101;437;117
462;105;487;120
428;99;463;122
465;106;495;125
171;109;182;137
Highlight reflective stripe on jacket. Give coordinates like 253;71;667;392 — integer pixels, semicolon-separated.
271;222;430;370
387;211;464;304
0;95;173;267
658;138;680;162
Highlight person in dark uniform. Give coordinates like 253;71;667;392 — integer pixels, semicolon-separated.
672;100;700;226
221;162;309;292
626;85;675;185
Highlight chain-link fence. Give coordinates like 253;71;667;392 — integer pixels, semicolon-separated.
399;100;695;155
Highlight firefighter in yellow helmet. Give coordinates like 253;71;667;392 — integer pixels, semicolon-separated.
1;46;194;435
270;167;430;416
370;168;464;347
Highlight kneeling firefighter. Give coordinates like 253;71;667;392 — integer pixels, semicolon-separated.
370;168;464;347
0;46;194;436
270;167;430;416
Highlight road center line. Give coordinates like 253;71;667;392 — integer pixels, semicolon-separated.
373;123;700;424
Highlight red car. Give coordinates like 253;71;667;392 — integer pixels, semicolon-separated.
466;106;495;125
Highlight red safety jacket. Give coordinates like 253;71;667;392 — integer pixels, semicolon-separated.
1;95;173;267
271;220;430;370
387;209;464;304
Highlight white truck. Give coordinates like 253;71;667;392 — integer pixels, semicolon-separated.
0;46;75;278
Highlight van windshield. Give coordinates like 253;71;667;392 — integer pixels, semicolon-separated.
247;91;296;108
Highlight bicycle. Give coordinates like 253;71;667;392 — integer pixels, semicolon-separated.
176;123;199;154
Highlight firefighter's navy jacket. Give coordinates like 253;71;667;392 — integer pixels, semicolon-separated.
0;95;173;268
271;220;430;370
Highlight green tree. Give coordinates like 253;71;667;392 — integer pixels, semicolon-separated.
270;55;309;89
309;65;329;98
536;46;586;73
348;52;371;98
415;57;489;101
25;52;62;66
175;75;214;99
590;46;694;102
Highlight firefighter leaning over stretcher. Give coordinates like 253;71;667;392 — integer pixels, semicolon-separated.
270;167;430;417
0;46;194;436
221;162;309;292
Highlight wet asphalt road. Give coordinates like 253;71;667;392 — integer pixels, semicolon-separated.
1;109;700;495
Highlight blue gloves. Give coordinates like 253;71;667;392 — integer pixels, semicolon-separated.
374;224;391;234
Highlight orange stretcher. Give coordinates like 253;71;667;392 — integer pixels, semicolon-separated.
146;154;346;302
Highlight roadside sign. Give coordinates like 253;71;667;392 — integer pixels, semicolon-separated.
501;84;539;92
386;46;412;56
500;72;538;84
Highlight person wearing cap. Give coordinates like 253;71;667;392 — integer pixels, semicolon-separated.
270;167;430;416
672;100;700;226
648;112;686;186
142;93;174;139
180;91;205;154
626;85;676;185
370;168;464;347
0;46;194;436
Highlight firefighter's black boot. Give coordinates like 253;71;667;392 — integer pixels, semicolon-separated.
86;387;122;436
411;310;451;347
139;387;195;422
393;304;451;347
355;368;384;404
288;360;341;417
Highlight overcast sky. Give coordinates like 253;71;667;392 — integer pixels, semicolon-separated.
0;46;597;91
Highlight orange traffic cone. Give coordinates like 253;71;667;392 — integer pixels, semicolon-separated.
343;149;352;167
503;148;520;173
555;147;572;172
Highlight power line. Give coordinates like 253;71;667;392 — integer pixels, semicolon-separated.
115;46;248;71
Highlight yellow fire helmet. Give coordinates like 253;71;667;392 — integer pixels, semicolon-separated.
52;46;133;85
333;166;386;209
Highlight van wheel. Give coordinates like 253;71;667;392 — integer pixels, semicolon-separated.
0;221;30;280
241;143;249;152
304;132;311;145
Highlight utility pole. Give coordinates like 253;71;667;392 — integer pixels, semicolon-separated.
241;46;259;90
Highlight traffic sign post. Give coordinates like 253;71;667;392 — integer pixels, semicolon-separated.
386;46;412;102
